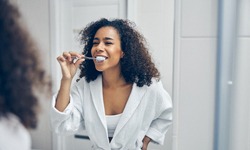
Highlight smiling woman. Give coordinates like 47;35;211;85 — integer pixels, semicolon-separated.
50;18;173;150
88;26;124;72
78;19;161;87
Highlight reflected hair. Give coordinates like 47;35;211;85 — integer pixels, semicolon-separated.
78;18;160;87
0;0;51;129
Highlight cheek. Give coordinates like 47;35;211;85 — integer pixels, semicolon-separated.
111;52;122;61
114;48;123;57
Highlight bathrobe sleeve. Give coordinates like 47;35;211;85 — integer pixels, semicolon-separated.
146;82;173;145
50;83;85;135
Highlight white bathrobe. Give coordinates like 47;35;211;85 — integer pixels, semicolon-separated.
50;75;172;150
0;113;31;150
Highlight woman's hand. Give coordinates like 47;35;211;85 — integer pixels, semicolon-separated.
57;51;84;80
55;51;85;112
142;136;151;150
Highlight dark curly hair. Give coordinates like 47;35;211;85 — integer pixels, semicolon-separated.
78;18;160;87
0;0;51;129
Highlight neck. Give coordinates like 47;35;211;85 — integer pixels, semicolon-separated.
102;70;127;88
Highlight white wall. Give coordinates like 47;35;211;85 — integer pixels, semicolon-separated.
136;0;174;95
173;0;217;150
173;0;250;150
135;1;175;150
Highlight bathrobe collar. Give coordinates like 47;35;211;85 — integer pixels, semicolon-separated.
89;75;147;138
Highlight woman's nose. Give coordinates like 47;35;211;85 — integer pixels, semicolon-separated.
96;49;103;52
95;43;104;52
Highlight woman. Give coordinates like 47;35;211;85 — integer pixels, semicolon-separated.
0;0;51;150
51;18;172;150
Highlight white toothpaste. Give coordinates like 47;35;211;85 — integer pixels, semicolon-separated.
96;56;106;62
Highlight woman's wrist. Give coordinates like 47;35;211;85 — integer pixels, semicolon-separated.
61;76;73;82
142;136;151;150
142;136;151;144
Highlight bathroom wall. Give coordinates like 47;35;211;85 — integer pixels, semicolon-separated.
172;0;217;149
135;1;174;149
173;0;250;150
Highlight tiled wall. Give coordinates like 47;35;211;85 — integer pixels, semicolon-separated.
173;0;250;150
173;0;217;150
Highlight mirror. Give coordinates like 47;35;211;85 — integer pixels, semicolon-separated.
15;0;174;150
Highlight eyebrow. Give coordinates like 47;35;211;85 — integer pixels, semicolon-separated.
93;37;114;41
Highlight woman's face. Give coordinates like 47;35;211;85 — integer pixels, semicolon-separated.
91;26;124;72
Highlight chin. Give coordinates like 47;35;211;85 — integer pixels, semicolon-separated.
95;67;104;72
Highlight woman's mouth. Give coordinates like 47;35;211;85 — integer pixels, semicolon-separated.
95;56;107;62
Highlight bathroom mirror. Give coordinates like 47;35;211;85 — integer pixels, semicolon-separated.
48;0;174;150
15;0;174;149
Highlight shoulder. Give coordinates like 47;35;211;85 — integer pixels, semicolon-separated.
145;78;166;94
73;75;101;91
73;76;90;89
73;77;87;87
144;78;172;104
0;114;31;149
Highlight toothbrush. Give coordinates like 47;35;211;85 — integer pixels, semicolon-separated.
72;56;106;62
83;56;96;60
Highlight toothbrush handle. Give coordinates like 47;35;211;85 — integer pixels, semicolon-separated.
71;56;95;60
84;56;95;60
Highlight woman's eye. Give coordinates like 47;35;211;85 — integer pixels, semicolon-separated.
105;42;113;45
92;42;98;45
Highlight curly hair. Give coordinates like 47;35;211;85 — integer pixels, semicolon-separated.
0;0;51;129
78;18;160;87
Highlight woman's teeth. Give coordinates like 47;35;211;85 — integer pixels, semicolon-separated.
95;56;106;62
